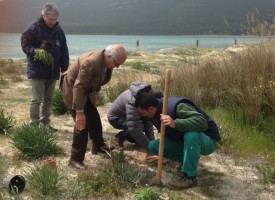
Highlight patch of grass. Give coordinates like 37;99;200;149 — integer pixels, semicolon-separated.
0;109;16;135
207;108;275;160
114;163;151;188
26;164;61;196
0;78;8;89
12;124;65;159
52;90;69;115
0;153;8;180
100;81;129;105
63;180;86;199
200;177;221;198
10;75;23;82
77;167;119;197
133;187;165;200
256;164;275;184
0;59;25;75
110;150;126;165
131;61;151;72
76;150;153;198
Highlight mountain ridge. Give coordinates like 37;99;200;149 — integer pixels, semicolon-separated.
0;0;275;35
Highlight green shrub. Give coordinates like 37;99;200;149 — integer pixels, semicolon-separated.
131;61;150;72
256;164;275;184
76;153;153;197
0;109;16;135
12;124;64;159
52;90;69;115
133;187;165;200
114;163;151;188
26;164;61;195
77;167;119;197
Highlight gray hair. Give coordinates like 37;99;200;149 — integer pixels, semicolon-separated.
104;45;118;59
41;2;59;16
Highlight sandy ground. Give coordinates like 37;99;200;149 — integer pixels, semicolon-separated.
0;99;274;200
0;47;274;199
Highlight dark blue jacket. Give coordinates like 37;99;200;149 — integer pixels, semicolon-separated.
21;17;69;80
155;97;221;141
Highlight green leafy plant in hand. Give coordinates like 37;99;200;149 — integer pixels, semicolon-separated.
34;48;54;69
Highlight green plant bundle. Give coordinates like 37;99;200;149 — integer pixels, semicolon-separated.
0;109;16;135
26;164;61;195
12;124;64;159
52;90;69;115
34;48;54;69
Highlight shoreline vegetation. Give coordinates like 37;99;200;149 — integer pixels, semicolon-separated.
0;43;274;199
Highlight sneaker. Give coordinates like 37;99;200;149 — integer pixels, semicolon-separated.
168;174;198;189
114;134;124;148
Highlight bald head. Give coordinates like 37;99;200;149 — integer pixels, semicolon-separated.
105;44;127;65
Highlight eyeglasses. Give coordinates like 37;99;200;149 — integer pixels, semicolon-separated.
112;57;122;67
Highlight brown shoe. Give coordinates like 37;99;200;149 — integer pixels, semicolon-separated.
68;159;86;169
92;142;115;155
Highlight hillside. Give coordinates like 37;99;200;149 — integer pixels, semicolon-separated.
0;0;275;35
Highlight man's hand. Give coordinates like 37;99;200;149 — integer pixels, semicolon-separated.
146;155;159;162
160;114;175;128
75;112;86;131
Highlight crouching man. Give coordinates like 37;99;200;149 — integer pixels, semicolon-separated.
135;93;221;189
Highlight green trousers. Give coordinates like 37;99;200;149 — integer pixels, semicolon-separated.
148;131;217;177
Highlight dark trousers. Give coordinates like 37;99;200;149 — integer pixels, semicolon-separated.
109;118;149;143
70;99;104;162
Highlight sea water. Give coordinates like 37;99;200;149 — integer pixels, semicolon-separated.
0;33;272;59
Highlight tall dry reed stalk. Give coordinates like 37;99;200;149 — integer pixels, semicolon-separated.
168;43;275;127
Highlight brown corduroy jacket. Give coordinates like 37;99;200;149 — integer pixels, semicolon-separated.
61;50;112;110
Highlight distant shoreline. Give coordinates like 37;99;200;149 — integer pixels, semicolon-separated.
1;34;273;60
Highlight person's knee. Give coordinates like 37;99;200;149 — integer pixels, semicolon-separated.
184;132;200;143
148;139;159;154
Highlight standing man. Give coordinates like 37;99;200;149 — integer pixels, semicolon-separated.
135;93;221;189
61;44;127;169
21;3;69;131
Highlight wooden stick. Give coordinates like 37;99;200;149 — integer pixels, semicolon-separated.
156;69;171;186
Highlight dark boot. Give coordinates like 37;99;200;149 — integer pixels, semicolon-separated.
91;140;115;155
68;148;86;169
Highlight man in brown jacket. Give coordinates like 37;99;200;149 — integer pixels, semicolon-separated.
61;44;127;169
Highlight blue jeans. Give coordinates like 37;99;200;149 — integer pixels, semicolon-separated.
109;118;153;143
109;118;129;141
148;131;217;177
